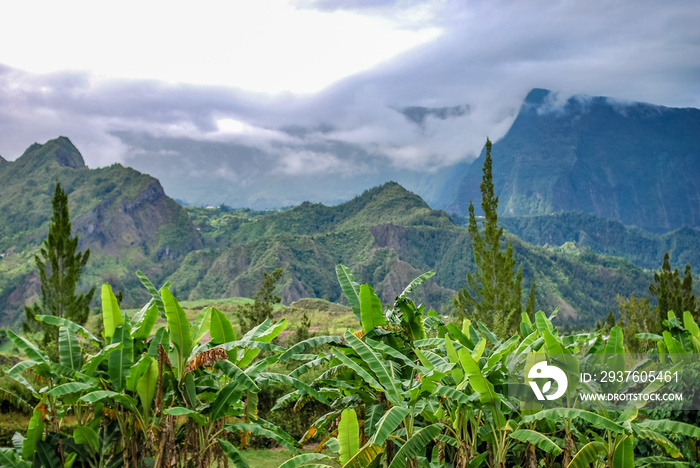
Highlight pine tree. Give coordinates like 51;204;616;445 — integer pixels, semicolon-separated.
649;252;697;327
238;268;284;334
525;276;537;320
454;138;533;337
681;264;696;317
24;181;95;360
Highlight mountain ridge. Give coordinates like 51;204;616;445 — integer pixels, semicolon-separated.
0;135;680;330
497;211;700;271
0;137;203;325
446;89;700;233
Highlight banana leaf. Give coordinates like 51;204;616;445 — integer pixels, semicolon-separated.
509;429;562;455
6;330;49;366
164;407;206;426
569;441;605;468
344;443;382;468
47;382;95;397
210;307;236;345
398;270;435;299
336;264;361;321
388;423;443;468
162;287;193;360
131;302;158;340
22;408;44;460
225;422;299;452
338;408;359;465
36;315;101;346
344;331;402;406
360;284;385;333
136;270;168;319
370;406;410;446
218;439;250;468
107;324;133;392
73;426;100;453
136;355;158;417
635;456;689;467
613;435;634;468
58;327;82;371
638;419;700;439
278;453;334;468
522;408;626;433
279;335;344;360
101;284;124;340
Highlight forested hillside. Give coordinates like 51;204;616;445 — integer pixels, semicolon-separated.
176;182;652;330
0;138;659;330
499;211;700;271
0;137;202;325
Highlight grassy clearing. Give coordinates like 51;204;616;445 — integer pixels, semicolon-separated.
240;447;341;468
85;296;357;344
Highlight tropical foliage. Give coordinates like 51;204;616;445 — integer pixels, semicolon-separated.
2;265;700;467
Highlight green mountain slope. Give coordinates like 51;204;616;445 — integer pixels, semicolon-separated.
176;182;651;330
0;138;654;330
498;212;700;271
0;137;203;326
447;89;700;233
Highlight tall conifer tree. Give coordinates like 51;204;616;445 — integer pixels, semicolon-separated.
24;181;94;360
649;252;697;327
454;138;533;337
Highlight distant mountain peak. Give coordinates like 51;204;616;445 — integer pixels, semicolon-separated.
448;90;700;233
523;88;552;106
19;136;86;169
355;181;429;207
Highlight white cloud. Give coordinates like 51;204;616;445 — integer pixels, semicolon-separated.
275;149;355;176
0;0;698;207
0;0;441;95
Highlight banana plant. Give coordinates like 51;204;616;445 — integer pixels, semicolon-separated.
280;327;446;467
430;319;518;468
2;295;133;467
520;314;700;468
154;289;304;467
637;310;700;355
280;266;445;466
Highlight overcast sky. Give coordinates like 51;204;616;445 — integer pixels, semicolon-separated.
1;0;699;205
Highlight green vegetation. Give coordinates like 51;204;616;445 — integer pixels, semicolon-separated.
454;139;534;337
174;182;655;329
0;137;202;327
1;262;699;467
612;252;699;353
23;181;95;361
238;268;284;334
498;211;700;272
0;138;662;330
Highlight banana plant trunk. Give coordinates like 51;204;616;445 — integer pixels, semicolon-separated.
526;443;537;468
564;431;575;467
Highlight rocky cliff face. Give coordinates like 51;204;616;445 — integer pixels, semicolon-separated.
74;174;203;258
448;89;700;233
0;137;202;325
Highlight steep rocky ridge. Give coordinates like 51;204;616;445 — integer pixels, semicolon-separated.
447;89;700;233
0;137;202;325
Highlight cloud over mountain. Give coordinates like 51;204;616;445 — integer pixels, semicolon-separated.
0;0;697;208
